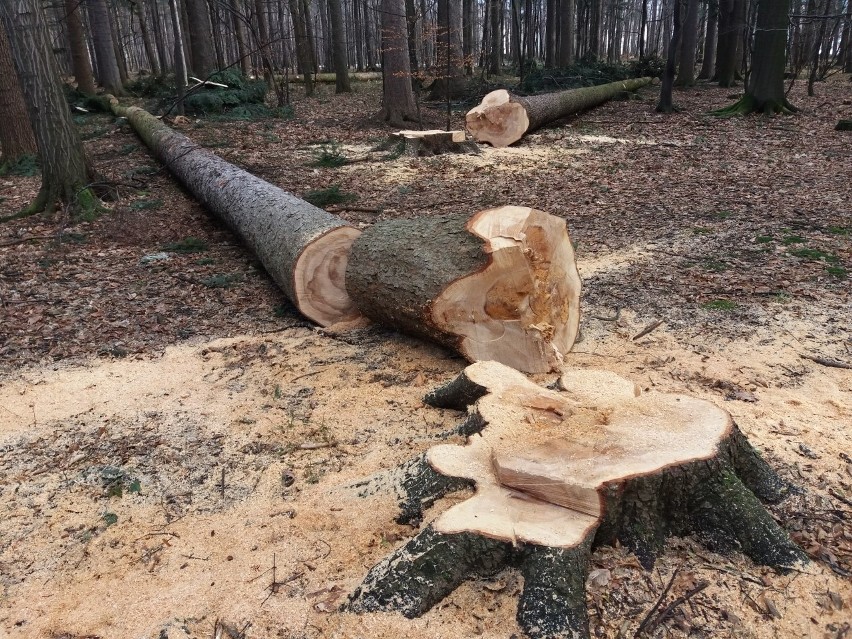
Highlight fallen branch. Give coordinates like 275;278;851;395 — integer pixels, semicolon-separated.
639;580;710;635
0;234;54;247
632;319;665;341
800;353;852;369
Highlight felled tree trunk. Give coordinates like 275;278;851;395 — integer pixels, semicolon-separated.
348;362;806;639
466;77;652;147
345;206;582;373
109;100;361;326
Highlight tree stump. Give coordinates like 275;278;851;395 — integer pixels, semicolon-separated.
465;78;652;147
347;362;806;639
391;130;480;156
345;207;582;373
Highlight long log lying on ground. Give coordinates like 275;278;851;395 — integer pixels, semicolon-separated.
466;77;653;147
284;71;383;83
108;99;361;326
348;361;806;638
345;206;582;373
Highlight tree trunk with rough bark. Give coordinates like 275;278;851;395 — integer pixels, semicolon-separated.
0;22;36;164
185;0;217;77
698;0;717;79
429;0;466;99
329;0;351;92
109;99;361;326
347;361;807;639
345;207;581;373
65;0;97;92
715;0;742;86
657;0;681;112
557;0;575;66
288;0;315;96
715;0;795;114
130;0;161;76
231;0;252;77
675;0;699;86
1;0;95;216
488;0;501;73
378;0;418;125
86;0;124;94
466;77;652;147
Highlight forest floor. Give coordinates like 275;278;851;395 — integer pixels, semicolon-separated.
0;76;850;639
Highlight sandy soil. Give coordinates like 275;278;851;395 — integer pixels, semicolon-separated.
1;78;850;639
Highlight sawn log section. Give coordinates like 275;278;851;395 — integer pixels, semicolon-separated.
466;77;652;147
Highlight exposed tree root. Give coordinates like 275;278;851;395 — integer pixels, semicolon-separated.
713;94;799;116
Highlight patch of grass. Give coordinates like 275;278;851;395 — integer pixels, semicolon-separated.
130;198;163;211
273;304;291;317
125;165;159;177
119;143;139;156
81;126;110;140
0;154;39;177
826;265;848;278
161;237;208;253
311;141;348;167
702;259;728;272
702;299;737;311
756;235;774;243
693;227;712;235
201;273;242;288
195;257;215;265
771;291;792;303
781;234;806;245
788;247;840;263
102;512;118;527
827;226;849;236
711;210;734;220
303;185;357;208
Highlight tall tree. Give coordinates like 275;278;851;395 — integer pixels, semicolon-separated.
488;0;502;72
288;0;316;95
715;0;743;86
329;0;351;91
675;0;699;84
129;0;161;76
698;0;718;79
64;0;97;92
0;0;95;215
185;0;217;76
429;0;465;98
657;0;682;112
558;0;575;65
716;0;795;113
230;0;252;76
0;23;36;165
378;0;418;124
86;0;124;94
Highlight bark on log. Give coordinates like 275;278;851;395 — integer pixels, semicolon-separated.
108;100;361;326
345;206;582;373
283;72;383;83
348;361;806;639
466;78;653;147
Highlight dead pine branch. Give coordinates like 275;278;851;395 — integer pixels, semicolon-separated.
632;319;665;341
799;353;852;370
635;564;682;637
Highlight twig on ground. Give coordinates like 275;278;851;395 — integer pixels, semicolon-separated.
591;306;622;322
800;353;852;369
632;319;665;341
635;564;682;637
0;234;54;247
639;579;710;636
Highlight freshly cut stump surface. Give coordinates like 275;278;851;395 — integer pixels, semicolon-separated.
345;207;581;373
348;361;806;639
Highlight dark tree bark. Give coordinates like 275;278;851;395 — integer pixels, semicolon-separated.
149;0;170;74
429;0;465;99
488;0;502;72
675;0;699;85
185;0;217;77
657;0;682;112
405;0;419;72
0;23;36;165
0;0;95;216
329;0;351;92
64;0;97;92
288;0;315;96
716;0;796;113
545;0;556;66
129;0;160;76
253;0;273;82
698;0;718;79
715;0;743;86
378;0;418;124
463;0;474;74
557;0;575;65
231;0;252;76
86;0;124;94
168;0;187;112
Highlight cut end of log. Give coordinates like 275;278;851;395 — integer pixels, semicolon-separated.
294;226;363;326
465;89;530;147
433;206;581;373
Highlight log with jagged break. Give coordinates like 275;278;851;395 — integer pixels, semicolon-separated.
347;361;806;639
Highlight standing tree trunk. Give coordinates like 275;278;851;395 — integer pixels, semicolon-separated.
657;0;682;112
0;0;95;216
329;0;351;92
231;0;252;76
288;0;315;96
715;0;743;86
466;77;652;146
0;23;36;165
488;0;502;72
557;0;575;65
86;0;124;94
463;0;474;73
378;0;418;124
429;0;465;99
716;0;795;113
130;0;161;76
64;0;97;92
675;0;699;85
184;0;217;76
698;0;717;79
169;0;188;112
